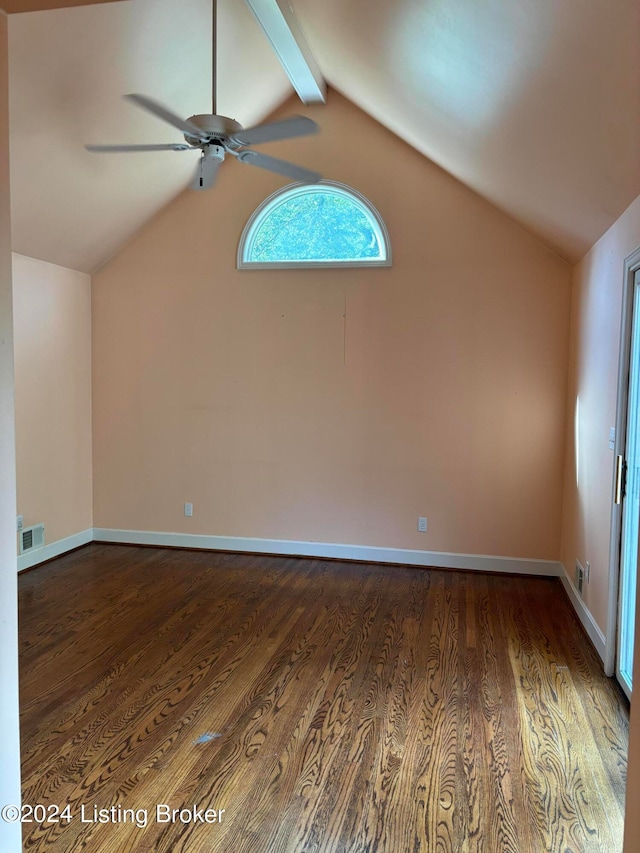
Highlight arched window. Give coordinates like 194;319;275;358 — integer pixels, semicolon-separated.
238;181;391;269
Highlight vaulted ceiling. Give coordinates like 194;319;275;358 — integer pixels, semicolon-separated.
6;0;640;273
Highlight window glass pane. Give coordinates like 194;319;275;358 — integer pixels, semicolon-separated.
245;187;387;264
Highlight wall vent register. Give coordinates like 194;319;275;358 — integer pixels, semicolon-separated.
20;523;45;555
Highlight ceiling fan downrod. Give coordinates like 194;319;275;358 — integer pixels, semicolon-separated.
212;0;217;115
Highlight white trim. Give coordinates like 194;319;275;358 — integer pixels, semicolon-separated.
243;0;326;104
93;528;562;577
560;564;607;663
237;180;392;270
17;528;93;572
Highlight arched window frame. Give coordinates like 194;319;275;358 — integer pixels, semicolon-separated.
237;180;392;270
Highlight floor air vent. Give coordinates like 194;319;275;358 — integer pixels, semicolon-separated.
20;523;45;555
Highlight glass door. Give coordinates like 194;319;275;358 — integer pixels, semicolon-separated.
617;270;640;698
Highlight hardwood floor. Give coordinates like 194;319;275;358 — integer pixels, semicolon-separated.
18;544;628;852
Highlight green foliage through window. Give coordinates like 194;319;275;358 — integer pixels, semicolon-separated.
239;182;390;268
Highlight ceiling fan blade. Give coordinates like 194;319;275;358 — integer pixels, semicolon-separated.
191;155;220;190
86;143;193;152
125;94;208;141
237;150;320;183
231;115;318;147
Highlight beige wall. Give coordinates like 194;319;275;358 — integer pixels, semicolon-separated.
92;90;571;559
561;192;640;633
13;253;92;546
564;191;640;852
0;10;22;852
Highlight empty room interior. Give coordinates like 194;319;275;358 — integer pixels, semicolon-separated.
2;0;640;850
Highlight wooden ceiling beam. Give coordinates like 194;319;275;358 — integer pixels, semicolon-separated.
243;0;325;105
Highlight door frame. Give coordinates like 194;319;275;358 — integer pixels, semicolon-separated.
607;246;640;677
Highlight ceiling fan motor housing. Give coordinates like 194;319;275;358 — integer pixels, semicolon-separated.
185;114;243;148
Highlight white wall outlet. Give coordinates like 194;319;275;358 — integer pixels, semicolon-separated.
585;560;590;583
184;502;193;517
418;516;427;532
575;559;585;595
609;427;616;451
16;515;23;531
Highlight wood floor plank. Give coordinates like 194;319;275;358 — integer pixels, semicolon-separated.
18;545;629;852
506;581;624;852
223;571;387;853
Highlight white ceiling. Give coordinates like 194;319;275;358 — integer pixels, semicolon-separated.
8;0;640;272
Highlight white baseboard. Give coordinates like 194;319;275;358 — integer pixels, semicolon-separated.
560;565;607;662
92;528;563;577
17;528;94;572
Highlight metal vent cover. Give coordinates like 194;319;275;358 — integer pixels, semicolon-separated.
19;523;45;555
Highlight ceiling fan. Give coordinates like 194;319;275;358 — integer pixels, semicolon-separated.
85;1;321;191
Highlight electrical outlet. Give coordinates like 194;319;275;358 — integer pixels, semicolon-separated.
184;502;193;517
16;515;23;531
418;517;427;533
585;561;590;583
